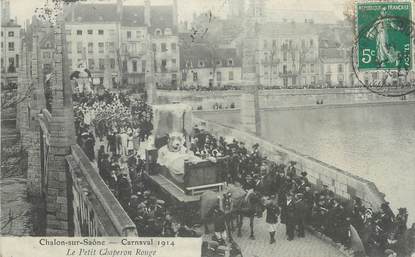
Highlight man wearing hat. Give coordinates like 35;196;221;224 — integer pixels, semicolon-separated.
287;161;297;179
220;192;234;241
281;194;296;241
265;194;280;244
395;207;408;237
294;193;307;238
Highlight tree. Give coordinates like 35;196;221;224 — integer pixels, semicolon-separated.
1;83;34;110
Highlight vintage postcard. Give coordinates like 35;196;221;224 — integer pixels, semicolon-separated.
1;0;414;257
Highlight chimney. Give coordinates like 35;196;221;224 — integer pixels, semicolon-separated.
145;0;151;27
172;0;178;28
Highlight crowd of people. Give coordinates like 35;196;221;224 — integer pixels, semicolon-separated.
73;89;199;238
188;128;414;257
72;88;414;257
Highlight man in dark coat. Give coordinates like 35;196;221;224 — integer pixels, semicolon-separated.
294;193;308;238
99;154;111;184
282;194;296;241
209;205;227;245
266;194;280;244
117;174;131;210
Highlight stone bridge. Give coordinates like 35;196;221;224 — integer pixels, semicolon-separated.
13;16;386;257
16;18;137;236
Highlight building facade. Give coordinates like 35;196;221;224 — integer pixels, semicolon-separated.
251;22;320;88
64;0;179;91
180;43;242;89
1;20;21;76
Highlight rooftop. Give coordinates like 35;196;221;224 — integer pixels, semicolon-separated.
180;44;241;69
64;2;176;32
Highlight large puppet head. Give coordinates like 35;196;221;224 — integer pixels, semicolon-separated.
167;132;186;152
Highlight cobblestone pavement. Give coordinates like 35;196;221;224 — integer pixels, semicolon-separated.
205;215;346;257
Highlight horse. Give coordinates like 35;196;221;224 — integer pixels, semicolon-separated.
200;184;265;240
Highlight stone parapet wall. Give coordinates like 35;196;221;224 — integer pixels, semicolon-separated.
68;145;137;236
194;117;386;212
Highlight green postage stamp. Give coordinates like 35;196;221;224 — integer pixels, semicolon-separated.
356;1;412;70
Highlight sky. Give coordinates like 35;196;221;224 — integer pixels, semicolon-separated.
8;0;347;26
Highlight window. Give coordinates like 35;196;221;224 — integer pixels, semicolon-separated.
161;59;167;72
16;54;19;68
88;42;93;53
283;65;287;74
136;30;142;39
43;52;51;58
161;43;167;52
1;31;3;36
1;42;2;48
68;58;72;68
193;71;198;81
152;43;157;52
67;42;72;53
228;59;233;66
338;64;343;73
8;31;14;37
283;78;288;87
110;58;115;69
292;77;296;85
88;59;94;69
216;71;222;81
66;30;71;35
99;59;105;70
301;63;306;73
310;64;315;73
127;31;131;39
229;71;234;80
88;29;93;35
77;30;82;35
171;58;176;66
109;30;115;38
43;63;51;72
98;42;104;54
155;29;161;36
199;61;204;67
8;42;14;51
98;30;104;35
77;42;82;53
132;60;137;72
171;43;177;51
107;42;114;53
165;28;172;35
141;60;146;72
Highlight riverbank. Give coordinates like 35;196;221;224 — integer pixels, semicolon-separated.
158;88;415;111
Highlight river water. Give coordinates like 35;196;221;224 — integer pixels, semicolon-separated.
197;103;415;224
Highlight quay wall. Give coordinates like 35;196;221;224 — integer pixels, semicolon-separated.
194;117;386;212
157;88;415;110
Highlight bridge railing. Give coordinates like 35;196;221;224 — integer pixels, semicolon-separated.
194;117;386;212
66;144;137;236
